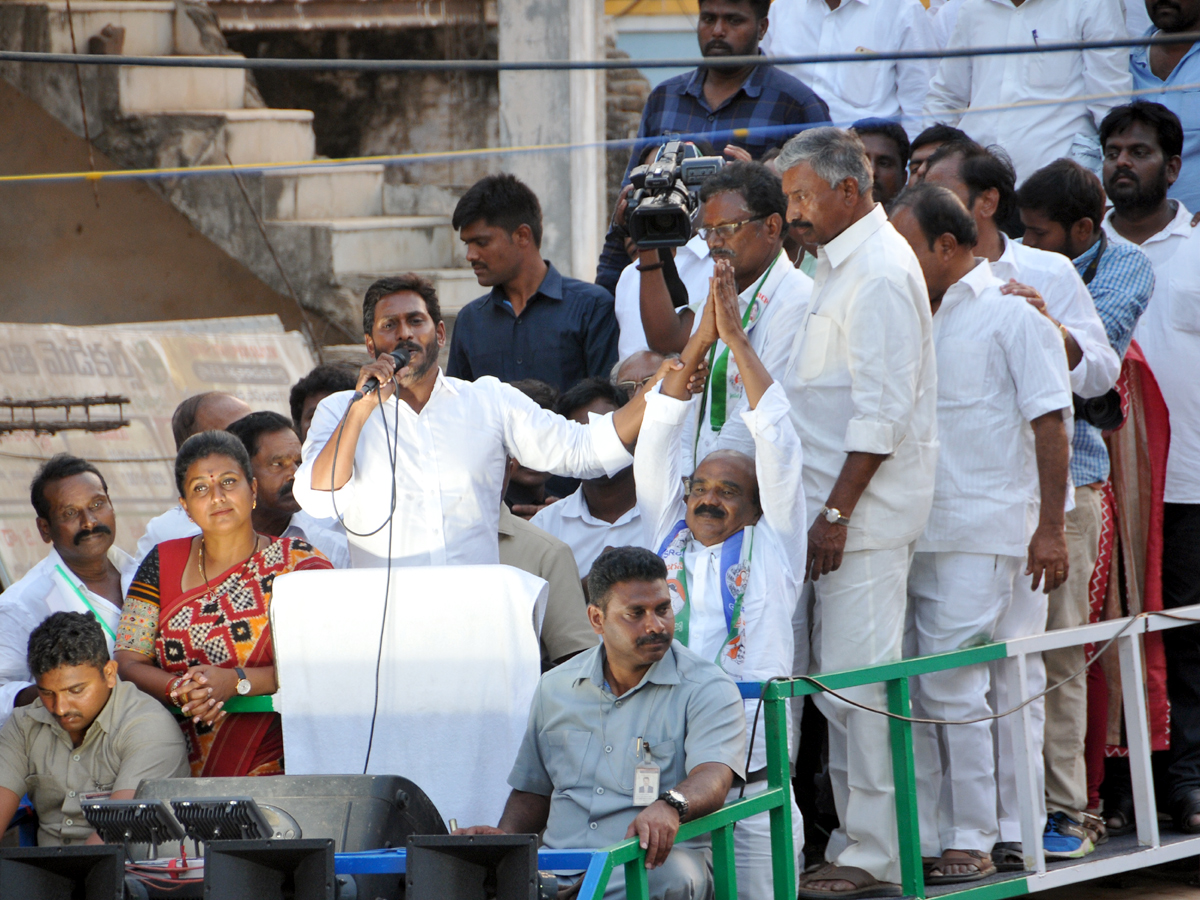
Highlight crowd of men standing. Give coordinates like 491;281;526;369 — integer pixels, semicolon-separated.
2;0;1199;898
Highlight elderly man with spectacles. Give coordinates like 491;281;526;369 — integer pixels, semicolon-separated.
637;160;813;470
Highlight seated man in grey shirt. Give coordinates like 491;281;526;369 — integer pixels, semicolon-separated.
0;612;189;846
457;546;747;899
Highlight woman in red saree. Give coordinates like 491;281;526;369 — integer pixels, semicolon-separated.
115;431;332;776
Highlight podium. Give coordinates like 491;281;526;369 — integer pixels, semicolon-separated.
269;566;549;831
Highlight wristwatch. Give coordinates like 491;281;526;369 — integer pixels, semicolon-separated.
234;667;252;696
822;506;850;526
657;789;689;821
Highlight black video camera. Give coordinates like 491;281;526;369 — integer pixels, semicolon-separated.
1074;389;1125;431
626;140;725;249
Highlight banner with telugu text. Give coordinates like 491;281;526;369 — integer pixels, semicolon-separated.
0;320;315;587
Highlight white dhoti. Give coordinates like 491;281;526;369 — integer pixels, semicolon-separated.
812;544;912;885
907;551;1020;855
991;575;1049;844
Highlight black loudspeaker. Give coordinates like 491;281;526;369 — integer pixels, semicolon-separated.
406;834;545;900
0;844;124;900
202;838;334;900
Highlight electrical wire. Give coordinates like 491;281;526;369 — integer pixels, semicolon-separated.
2;78;1196;188
793;609;1200;727
324;370;403;773
0;31;1196;72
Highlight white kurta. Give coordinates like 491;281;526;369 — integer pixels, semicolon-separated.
294;371;633;568
924;0;1131;182
761;0;937;137
683;250;812;468
1105;203;1200;503
783;203;938;550
0;546;136;723
529;487;649;579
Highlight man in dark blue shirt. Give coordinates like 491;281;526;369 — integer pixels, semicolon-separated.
448;174;619;393
595;0;830;294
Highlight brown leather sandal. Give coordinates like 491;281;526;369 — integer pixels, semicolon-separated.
925;848;997;885
797;863;903;898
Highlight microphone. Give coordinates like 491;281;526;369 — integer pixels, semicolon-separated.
356;347;412;400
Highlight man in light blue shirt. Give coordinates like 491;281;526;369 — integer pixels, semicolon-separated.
1129;0;1200;212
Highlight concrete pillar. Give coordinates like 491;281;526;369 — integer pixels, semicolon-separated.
498;0;605;282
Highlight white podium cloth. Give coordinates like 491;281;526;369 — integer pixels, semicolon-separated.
270;566;549;829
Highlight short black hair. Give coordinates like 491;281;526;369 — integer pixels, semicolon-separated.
172;392;220;451
452;173;544;248
697;0;770;19
1016;159;1106;234
30;454;108;521
891;183;979;250
226;411;296;460
1099;101;1184;160
911;123;969;154
926;140;1020;234
556;377;629;417
289;363;359;428
699;160;788;223
363;273;443;336
851;118;912;167
587;546;669;610
175;430;253;497
28;611;109;678
509;379;559;411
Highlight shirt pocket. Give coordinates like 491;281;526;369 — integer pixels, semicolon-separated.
1026;31;1079;90
795;314;835;382
1168;274;1200;336
640;739;680;783
936;338;990;402
544;730;592;790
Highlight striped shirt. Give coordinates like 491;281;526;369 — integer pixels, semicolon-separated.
1069;237;1155;486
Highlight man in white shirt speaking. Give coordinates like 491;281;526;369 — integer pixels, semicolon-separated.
635;264;807;900
891;184;1072;884
778;126;938;898
923;0;1131;183
636;161;812;468
0;455;137;725
295;274;663;569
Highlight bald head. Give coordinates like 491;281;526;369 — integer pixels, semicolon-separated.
685;449;761;547
614;350;666;399
171;392;253;450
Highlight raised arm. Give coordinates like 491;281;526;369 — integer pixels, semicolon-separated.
307;357;398;493
712;260;772;410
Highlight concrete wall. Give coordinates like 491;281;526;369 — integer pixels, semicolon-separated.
498;0;605;281
0;78;306;330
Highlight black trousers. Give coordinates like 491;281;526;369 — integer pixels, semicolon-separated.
1162;503;1200;808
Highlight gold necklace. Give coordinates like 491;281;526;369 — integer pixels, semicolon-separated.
198;534;261;598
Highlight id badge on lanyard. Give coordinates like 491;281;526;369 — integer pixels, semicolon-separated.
632;737;660;806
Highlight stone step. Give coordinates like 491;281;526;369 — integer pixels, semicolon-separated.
418;268;483;314
36;1;176;56
334;268;481;318
262;164;385;220
273;216;457;274
223;109;315;165
118;60;245;113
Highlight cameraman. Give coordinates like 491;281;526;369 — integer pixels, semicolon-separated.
640;161;812;466
1016;159;1155;849
595;0;830;294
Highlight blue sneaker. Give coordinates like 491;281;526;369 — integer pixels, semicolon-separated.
1043;811;1095;859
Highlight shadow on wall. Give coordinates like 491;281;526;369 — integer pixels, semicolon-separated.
0;78;303;328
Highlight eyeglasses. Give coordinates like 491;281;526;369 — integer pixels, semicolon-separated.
617;375;656;395
699;214;768;242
